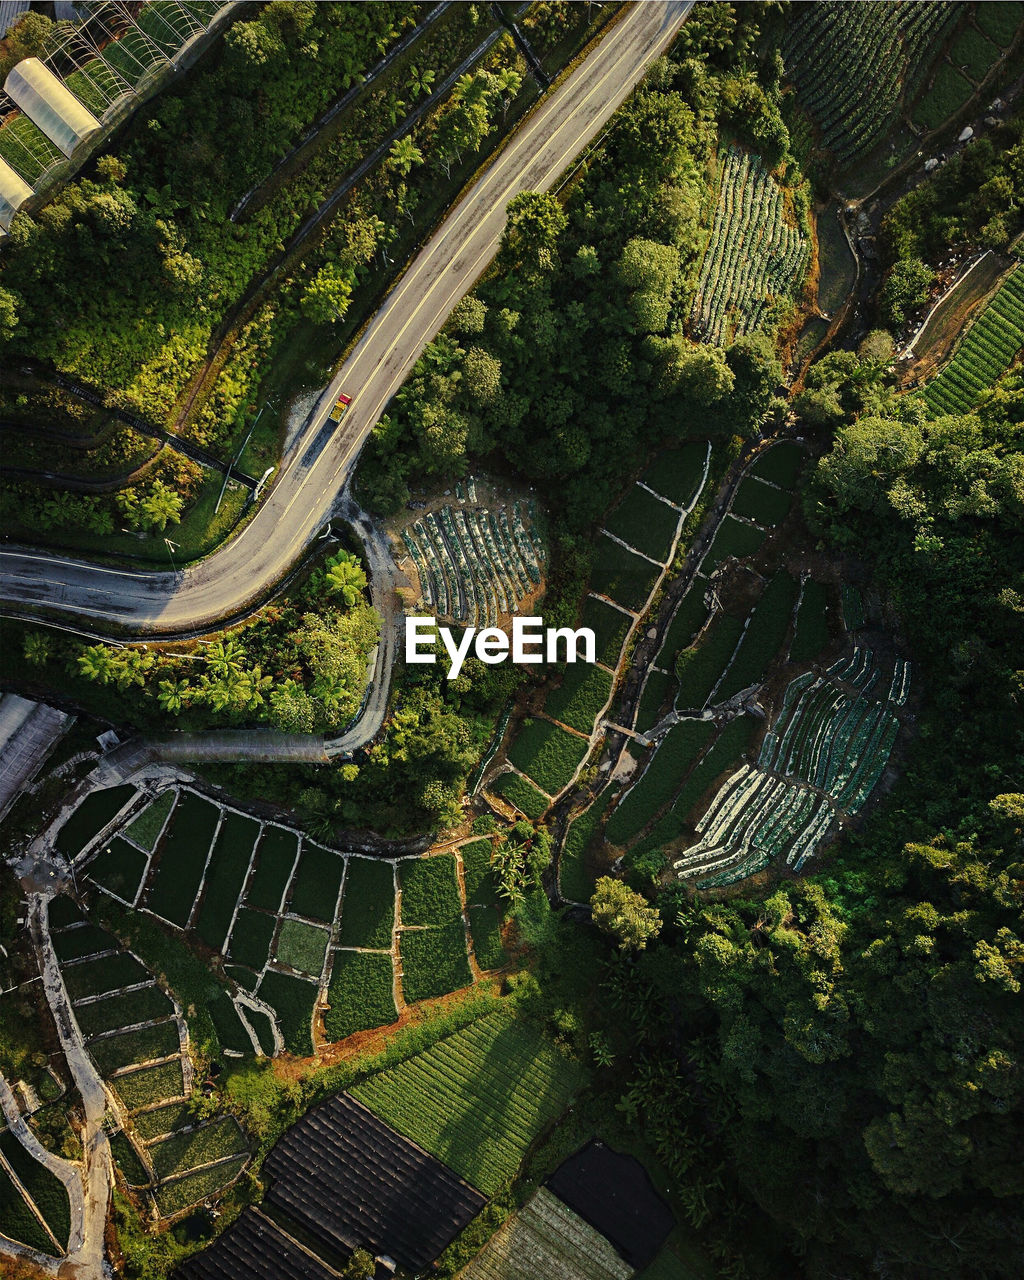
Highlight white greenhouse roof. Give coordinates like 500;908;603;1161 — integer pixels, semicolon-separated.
5;57;100;158
0;154;32;230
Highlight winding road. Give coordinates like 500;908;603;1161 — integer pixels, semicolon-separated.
0;1;692;642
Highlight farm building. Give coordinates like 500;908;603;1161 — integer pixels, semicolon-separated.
4;57;101;157
0;154;31;230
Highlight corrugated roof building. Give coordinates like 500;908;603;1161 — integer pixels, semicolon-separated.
5;57;100;158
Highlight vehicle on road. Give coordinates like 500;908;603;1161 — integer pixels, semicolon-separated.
329;392;352;423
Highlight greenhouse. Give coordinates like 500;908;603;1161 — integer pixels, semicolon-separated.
4;58;100;158
0;155;32;232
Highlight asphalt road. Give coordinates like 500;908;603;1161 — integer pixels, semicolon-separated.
0;1;692;639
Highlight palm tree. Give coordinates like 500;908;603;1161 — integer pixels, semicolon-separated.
324;551;367;606
386;97;407;127
389;135;423;177
77;645;114;684
205;638;245;679
139;480;183;532
157;678;189;714
408;65;435;98
23;632;51;666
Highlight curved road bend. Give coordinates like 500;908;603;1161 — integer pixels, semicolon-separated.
0;1;693;638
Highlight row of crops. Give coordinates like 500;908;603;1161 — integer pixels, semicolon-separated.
0;1126;73;1258
61;785;506;1060
400;495;544;626
921;265;1024;415
691;145;810;345
672;648;910;885
46;895;249;1220
782;1;961;166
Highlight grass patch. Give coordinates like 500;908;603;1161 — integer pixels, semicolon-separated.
950;26;1001;80
604;484;679;562
257;970;317;1056
976;1;1023;46
400;855;462;927
636;668;673;733
227;908;277;972
590;533;660;611
715;573;800;701
145;793;220;928
133;1102;191;1142
543;663;612;734
208;991;253;1056
110;1132;150;1186
54;785;136;857
63;952;149;1002
791;578;831;663
462;839;499;907
195;812;259;952
51;923;115;963
912;62;974;131
675;614;745;709
154;1155;246;1218
336;859;394;949
324;951;397;1041
490;771;550;819
274;919;330;977
749;441;807;488
401;922;472;1003
0;1131;71;1249
507;719;589;794
469;906;506;970
580;595;631;667
75;985;172;1038
642;440;708;506
85;837;149;903
114;1059;185;1111
149;1117;246;1182
730;476;793;526
225;965;259;992
287;844;344;922
124;791;175;852
606;720;716;845
560;791;613;902
244;1007;277;1056
90;1021;180;1074
353;1009;582;1196
700;516;765;572
245;826;298;911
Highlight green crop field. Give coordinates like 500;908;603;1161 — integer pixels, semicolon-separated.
507;719;589;794
145;793;220;928
543;663;612;734
606;719;715;845
590;534;660;611
324;951;397;1041
52;923;114;963
922;267;1024;414
154;1156;247;1218
469;906;506;971
245;827;298;911
257;970;317;1056
675;614;745;709
700;517;765;572
400;922;472;1003
75;984;172;1038
692;145;809;344
353;1009;582;1195
715;573;800;701
912;62;974;132
110;1132;150;1187
976;1;1023;46
950;26;1001;81
400;855;462;926
134;1101;192;1142
730;476;793;526
149;1117;246;1181
288;844;345;922
90;1021;180;1075
791;579;831;663
462;839;499;907
0;1131;71;1250
63;951;149;1002
124;791;175;852
660;589;711;665
227;908;277;971
604;484;679;562
580;595;631;667
86;838;149;904
674;716;759;821
560;791;613;901
750;442;807;488
245;1007;276;1056
209;991;252;1056
842;583;866;631
114;1059;185;1111
0;1159;59;1255
55;785;136;857
48;897;85;929
195;812;259;952
336;858;394;949
636;668;673;733
275;919;329;977
491;770;550;817
642;440;709;507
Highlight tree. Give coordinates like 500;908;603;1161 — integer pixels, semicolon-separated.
0;286;19;342
205;638;246;679
389;135;422;176
23;632;51;666
139;480;183;531
462;346;502;404
77;645;115;684
879;259;934;329
324;550;368;605
591;877;661;951
300;263;354;325
500;191;567;271
157;677;189;713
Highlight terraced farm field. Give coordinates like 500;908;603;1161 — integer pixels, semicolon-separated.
692;145;810;345
352;1009;582;1194
921;265;1024;414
